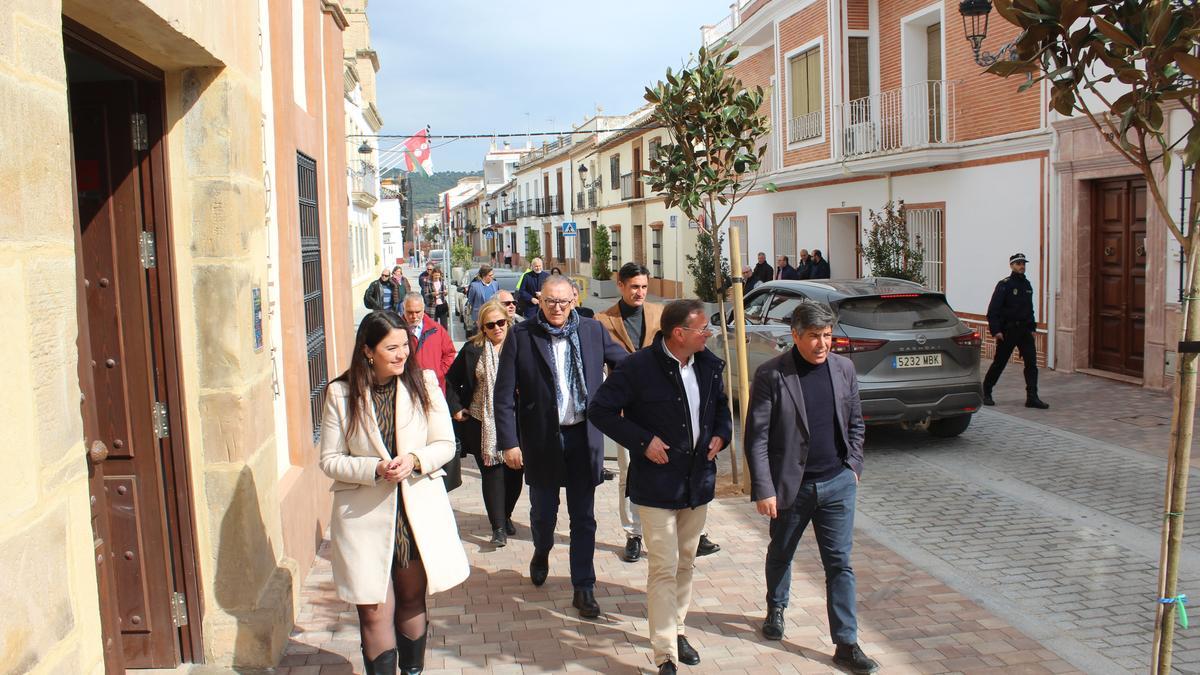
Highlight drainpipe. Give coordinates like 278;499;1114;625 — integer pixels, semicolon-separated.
731;1;741;29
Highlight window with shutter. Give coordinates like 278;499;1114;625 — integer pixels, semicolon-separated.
787;47;822;143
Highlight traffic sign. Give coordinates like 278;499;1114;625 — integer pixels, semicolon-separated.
561;221;577;237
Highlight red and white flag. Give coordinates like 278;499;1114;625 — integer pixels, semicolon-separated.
403;129;433;176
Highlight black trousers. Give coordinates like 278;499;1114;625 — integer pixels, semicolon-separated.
457;417;523;530
983;330;1038;394
432;303;449;329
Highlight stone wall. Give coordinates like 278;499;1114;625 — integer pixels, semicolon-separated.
0;1;107;672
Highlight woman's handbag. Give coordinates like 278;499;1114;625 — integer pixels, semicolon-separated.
442;451;462;492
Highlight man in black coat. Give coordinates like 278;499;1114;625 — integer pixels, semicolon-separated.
751;252;774;286
774;255;798;281
809;249;831;279
494;275;627;618
363;267;401;311
983;252;1048;408
590;299;731;675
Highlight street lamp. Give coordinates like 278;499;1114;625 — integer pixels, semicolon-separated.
957;0;1018;66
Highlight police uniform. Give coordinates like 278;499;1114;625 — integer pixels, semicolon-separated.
982;253;1048;408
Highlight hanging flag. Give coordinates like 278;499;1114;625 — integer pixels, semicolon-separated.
403;129;433;176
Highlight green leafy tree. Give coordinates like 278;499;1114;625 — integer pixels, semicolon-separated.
859;202;925;285
983;3;1200;668
450;241;471;271
686;230;731;302
524;228;541;260
592;225;612;281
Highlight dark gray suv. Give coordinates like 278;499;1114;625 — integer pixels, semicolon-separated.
710;278;983;437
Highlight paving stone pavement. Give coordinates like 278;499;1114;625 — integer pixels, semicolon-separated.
280;451;1078;674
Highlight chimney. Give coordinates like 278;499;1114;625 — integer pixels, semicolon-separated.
731;1;741;28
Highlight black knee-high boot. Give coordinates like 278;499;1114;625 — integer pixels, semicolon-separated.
396;625;428;674
362;646;397;675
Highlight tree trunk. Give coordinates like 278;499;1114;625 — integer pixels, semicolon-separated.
1155;225;1200;674
711;224;740;486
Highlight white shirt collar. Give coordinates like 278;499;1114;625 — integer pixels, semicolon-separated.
661;340;695;368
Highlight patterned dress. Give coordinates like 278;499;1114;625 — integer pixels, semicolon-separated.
371;377;419;567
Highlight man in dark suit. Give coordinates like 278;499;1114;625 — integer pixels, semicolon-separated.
751;252;774;286
590;299;732;675
809;249;831;279
744;299;879;674
495;275;627;619
774;255;798;281
795;249;812;280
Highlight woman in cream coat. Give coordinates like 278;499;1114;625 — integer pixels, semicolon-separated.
319;310;469;675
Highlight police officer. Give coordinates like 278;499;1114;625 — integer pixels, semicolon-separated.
983;253;1049;409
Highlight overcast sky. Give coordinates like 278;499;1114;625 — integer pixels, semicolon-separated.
370;1;731;172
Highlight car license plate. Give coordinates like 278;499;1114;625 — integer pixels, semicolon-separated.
893;353;942;368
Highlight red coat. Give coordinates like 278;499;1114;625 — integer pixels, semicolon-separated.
413;315;456;393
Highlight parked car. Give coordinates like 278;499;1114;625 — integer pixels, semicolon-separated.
453;267;522;334
427;248;449;271
710;278;983;437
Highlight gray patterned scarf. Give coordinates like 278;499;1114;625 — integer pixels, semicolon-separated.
536;308;587;417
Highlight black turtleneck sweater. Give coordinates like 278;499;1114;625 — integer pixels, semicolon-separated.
619;300;644;350
791;348;847;483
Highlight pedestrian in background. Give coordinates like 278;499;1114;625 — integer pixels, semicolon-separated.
751;252;774;287
446;299;523;547
571;282;594;318
983;253;1049;409
774;256;797;281
744;299;879;674
318;311;469;675
590;299;732;675
795;249;812;280
402;293;456;394
494;275;627;619
391;265;413;300
466;264;499;334
423;268;450;328
809;249;831;279
418;261;435;294
363;267;401;311
517;257;549;319
496;289;518;321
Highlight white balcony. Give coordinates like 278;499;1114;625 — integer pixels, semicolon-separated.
835;80;957;159
787;110;823;145
350;160;379;208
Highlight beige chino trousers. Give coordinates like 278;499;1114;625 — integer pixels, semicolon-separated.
637;502;708;666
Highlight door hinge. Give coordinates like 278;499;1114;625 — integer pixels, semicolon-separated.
131;113;148;151
171;592;188;627
152;401;169;439
139;231;157;269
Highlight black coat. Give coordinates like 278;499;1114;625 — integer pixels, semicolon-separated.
987;272;1035;336
589;335;732;510
751;261;774;285
494;315;627;488
444;341;485;417
776;264;798;281
809;258;831;279
363;278;403;311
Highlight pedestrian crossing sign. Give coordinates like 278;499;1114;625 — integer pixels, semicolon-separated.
561;221;577;237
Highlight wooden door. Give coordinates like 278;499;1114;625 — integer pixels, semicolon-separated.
1091;178;1147;376
926;23;942;141
71;78;181;668
632;143;643;198
555;170;563;212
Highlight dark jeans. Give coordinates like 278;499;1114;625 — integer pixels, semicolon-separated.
432;303;449;329
764;467;858;645
983;330;1038;394
458;417;524;530
528;423;596;591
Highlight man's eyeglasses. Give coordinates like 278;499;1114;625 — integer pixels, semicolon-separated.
543;298;573;309
483;319;508;330
680;326;714;336
500;300;517;307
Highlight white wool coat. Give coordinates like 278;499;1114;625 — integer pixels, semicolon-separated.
318;370;470;604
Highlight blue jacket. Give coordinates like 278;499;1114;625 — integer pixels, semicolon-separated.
466;278;498;324
494;314;627;488
589;334;732;510
517;270;550;319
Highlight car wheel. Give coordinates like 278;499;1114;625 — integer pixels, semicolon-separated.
928;414;972;438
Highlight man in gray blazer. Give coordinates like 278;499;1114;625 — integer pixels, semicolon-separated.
744;299;879;674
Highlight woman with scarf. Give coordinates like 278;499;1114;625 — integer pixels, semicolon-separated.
318;311;469;674
445;299;523;547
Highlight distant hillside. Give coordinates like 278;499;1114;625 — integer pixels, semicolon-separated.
383;169;483;216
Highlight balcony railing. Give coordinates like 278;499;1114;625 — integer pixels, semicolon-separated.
620;173;635;200
587;188;596;209
547;194;562;215
576;192;584;210
787;110;823;144
835;80;958;159
350;160;378;206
